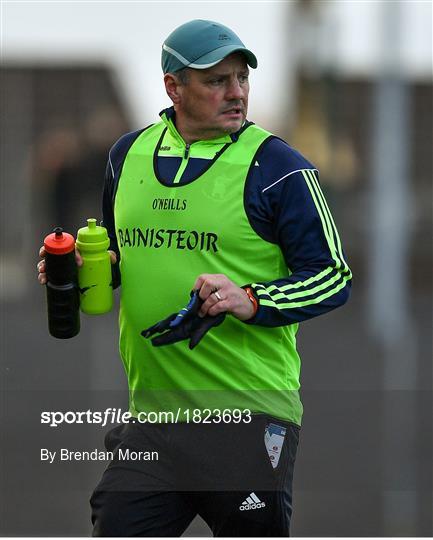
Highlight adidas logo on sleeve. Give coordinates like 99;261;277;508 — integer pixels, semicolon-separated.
239;492;266;511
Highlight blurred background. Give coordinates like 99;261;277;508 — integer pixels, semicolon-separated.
1;0;432;536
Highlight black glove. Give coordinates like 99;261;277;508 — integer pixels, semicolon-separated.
141;290;226;350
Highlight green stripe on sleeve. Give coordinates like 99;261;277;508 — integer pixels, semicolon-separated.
255;277;350;309
306;170;351;273
250;169;351;311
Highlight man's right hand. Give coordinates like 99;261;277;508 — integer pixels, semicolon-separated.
37;246;84;285
36;246;117;285
37;247;117;285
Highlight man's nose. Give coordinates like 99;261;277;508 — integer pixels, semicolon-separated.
225;78;244;100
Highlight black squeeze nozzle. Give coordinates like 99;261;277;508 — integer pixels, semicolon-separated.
54;227;63;237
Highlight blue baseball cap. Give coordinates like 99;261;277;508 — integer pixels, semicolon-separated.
162;19;258;74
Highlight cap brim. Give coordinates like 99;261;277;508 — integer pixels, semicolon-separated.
188;45;258;70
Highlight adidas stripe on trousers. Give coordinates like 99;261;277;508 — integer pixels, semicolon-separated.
90;415;300;537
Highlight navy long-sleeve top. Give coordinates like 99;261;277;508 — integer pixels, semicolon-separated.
102;106;352;327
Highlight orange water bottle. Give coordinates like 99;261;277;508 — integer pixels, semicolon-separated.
44;227;80;338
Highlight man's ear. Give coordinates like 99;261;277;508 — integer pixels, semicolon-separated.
164;73;182;105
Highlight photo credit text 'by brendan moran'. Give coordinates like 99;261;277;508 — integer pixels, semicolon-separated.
40;448;159;463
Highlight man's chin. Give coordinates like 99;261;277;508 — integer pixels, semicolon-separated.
219;117;244;134
199;117;245;139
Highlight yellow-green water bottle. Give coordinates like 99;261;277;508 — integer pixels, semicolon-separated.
76;218;113;314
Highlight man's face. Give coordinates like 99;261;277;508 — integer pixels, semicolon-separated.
175;53;250;141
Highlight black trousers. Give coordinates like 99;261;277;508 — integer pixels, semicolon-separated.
90;415;300;537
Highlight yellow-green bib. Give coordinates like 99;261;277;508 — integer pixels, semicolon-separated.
114;121;303;425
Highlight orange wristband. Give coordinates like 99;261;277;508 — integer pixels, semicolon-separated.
244;287;258;317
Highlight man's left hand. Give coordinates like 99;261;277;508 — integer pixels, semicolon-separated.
193;274;255;321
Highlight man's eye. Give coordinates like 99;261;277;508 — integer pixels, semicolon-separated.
209;79;223;85
239;75;249;83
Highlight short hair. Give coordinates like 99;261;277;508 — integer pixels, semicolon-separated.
174;67;189;85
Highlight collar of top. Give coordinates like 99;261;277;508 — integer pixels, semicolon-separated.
159;107;243;145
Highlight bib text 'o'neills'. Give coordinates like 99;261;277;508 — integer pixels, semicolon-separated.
117;227;219;252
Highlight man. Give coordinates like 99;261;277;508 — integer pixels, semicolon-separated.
38;19;351;537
